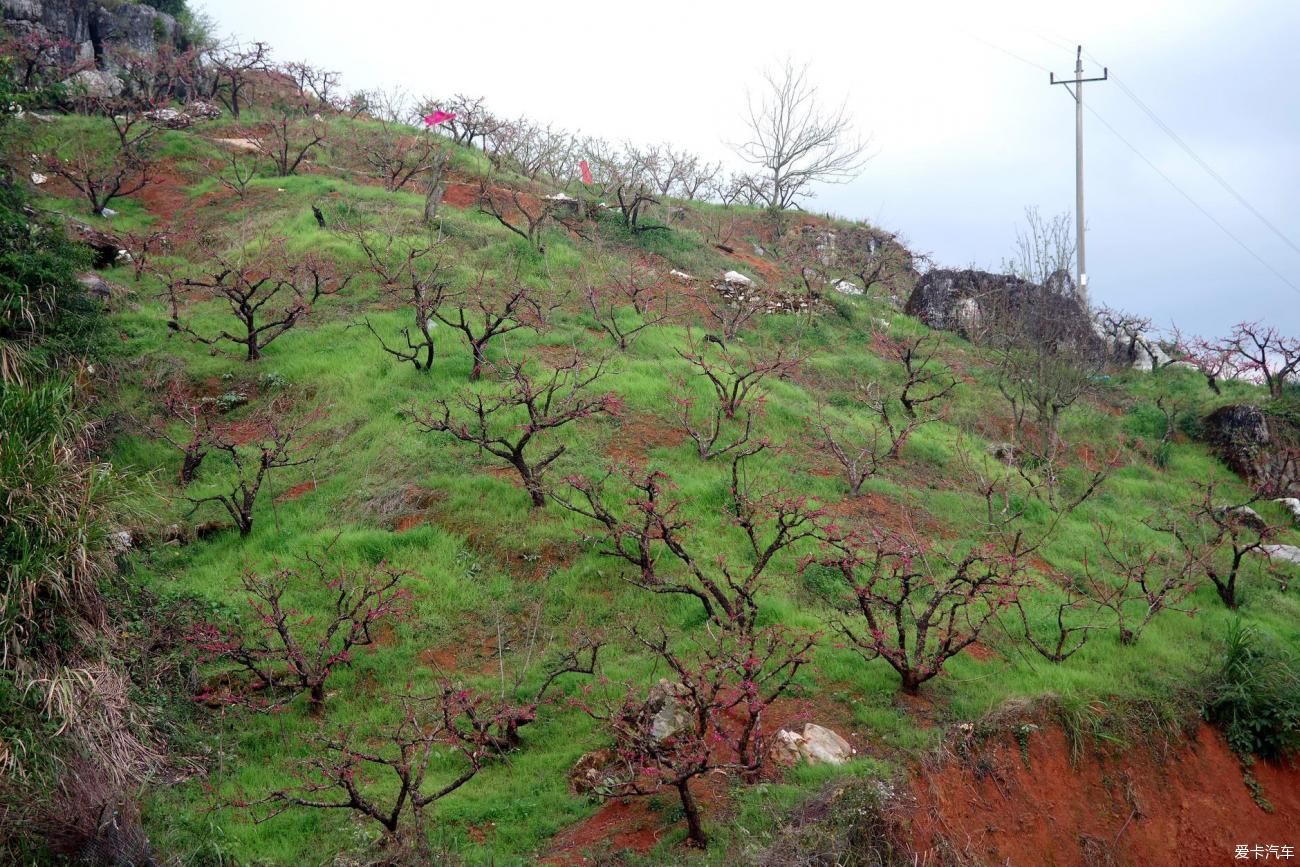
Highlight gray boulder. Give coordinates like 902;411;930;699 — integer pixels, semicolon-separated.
65;68;122;99
1201;405;1299;497
77;272;113;300
646;679;692;741
1262;544;1300;566
1276;498;1300;525
905;268;1095;348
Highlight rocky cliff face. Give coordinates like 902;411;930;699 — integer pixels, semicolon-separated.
2;0;181;69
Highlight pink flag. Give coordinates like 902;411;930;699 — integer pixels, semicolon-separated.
579;159;593;185
423;110;456;127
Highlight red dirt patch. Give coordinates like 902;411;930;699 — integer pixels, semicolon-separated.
275;479;316;502
544;799;666;864
219;417;271;446
393;513;428;533
440;181;479;209
823;490;940;537
605;413;687;465
722;247;784;285
910;723;1300;866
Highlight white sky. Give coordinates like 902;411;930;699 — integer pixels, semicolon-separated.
204;0;1300;336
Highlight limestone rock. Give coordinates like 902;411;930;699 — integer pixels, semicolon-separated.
1220;505;1267;533
646;679;691;741
833;279;862;296
723;270;754;287
1262;544;1300;566
905;268;1096;349
65;68;123;99
767;723;855;767
1276;498;1300;524
569;748;621;794
1201;405;1298;497
144;107;193;129
77;272;112;300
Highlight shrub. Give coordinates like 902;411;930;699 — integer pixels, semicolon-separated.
1203;621;1300;761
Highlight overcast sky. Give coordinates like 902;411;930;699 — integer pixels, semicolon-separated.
206;0;1300;336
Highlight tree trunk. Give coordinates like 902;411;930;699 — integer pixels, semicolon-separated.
423;154;448;225
676;779;707;848
470;343;486;380
180;448;205;485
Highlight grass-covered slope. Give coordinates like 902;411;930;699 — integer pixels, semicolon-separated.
24;107;1300;864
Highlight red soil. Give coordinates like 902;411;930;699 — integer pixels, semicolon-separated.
604;413;688;465
393;512;428;533
545;693;866;864
910;723;1300;866
440;181;480;209
823;490;940;537
275;479;316;502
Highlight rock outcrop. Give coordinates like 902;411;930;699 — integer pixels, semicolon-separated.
768;723;855;767
2;0;183;71
1202;404;1299;498
905;268;1094;348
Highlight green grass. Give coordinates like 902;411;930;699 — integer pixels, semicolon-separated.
19;109;1298;865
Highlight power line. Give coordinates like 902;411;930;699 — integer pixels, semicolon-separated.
1079;49;1300;260
1082;103;1300;296
966;32;1300;296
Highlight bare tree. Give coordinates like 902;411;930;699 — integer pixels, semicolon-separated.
152;379;213;485
677;332;803;420
185;403;317;537
1003;206;1076;291
207;41;271;119
188;556;412;711
347;221;448;373
430;266;555;379
419;94;502;148
673;379;766;461
583;620;814;849
477;178;556;254
411;352;621;507
583;260;669;351
165;245;350;361
1164;483;1279;609
279;60;341;114
1202;322;1300;399
1082;522;1202;645
694;281;767;340
812;526;1024;694
347;115;442;192
245;691;503;859
256;109;327;177
42;142;152;216
215;149;260;200
733;60;869;210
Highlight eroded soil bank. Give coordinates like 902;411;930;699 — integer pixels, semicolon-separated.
909;723;1300;866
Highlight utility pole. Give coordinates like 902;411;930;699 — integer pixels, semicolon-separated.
1051;46;1107;304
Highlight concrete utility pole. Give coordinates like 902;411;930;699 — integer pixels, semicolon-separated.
1051;46;1107;303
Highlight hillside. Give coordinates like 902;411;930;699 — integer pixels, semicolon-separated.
2;19;1299;866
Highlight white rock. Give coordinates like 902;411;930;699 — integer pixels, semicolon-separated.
833;279;862;295
543;192;576;202
1262;544;1300;566
29;172;46;185
99;207;118;218
768;723;855;767
798;723;854;765
1275;498;1300;524
723;270;754;286
108;530;132;554
669;269;695;283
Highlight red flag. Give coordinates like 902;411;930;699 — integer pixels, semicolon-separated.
423;110;456;127
579;159;593;185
